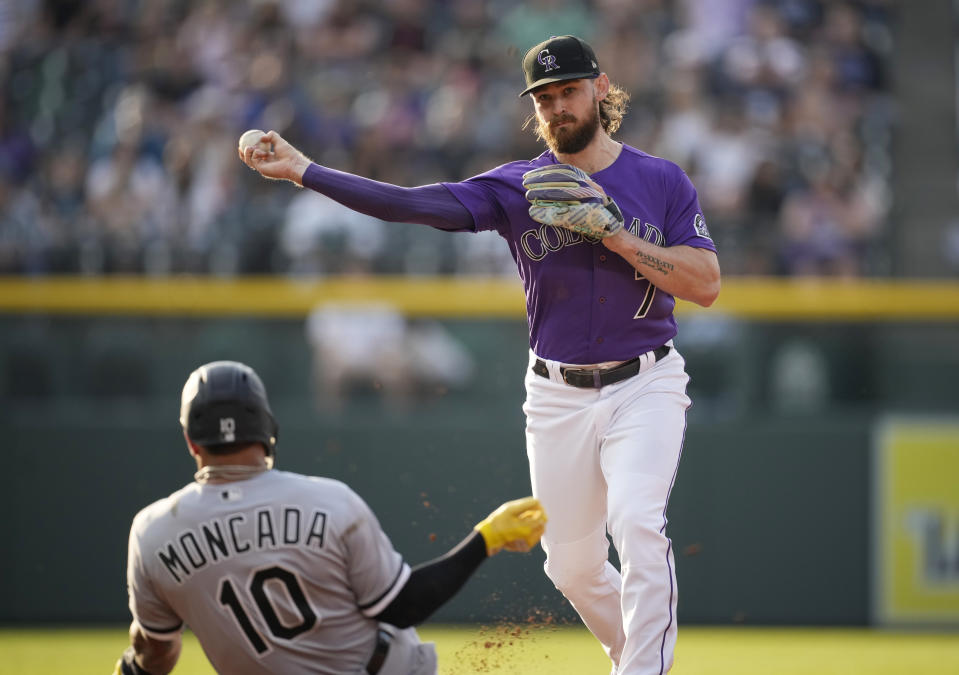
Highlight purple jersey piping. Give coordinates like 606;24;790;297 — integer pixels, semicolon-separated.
657;375;690;673
660;538;675;675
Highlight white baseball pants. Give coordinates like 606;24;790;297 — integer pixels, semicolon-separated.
523;346;690;675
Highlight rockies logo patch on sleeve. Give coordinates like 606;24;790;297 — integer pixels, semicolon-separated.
693;213;711;239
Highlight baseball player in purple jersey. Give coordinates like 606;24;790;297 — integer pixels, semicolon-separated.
240;34;720;674
113;360;546;675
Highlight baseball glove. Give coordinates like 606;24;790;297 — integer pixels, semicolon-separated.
522;164;624;238
474;496;547;556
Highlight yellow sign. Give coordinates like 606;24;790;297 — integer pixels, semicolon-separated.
873;419;959;625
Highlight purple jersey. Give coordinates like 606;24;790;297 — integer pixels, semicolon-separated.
444;145;716;364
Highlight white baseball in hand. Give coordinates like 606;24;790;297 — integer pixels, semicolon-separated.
238;129;271;153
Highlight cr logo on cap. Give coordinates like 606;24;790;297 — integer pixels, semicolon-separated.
537;49;559;72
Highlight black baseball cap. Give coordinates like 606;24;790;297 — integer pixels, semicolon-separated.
519;35;601;97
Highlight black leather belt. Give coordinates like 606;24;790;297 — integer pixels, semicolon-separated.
366;629;392;675
532;345;671;388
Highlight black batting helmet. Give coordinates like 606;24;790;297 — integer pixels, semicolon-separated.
179;361;278;457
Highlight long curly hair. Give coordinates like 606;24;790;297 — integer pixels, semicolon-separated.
599;83;630;135
525;81;631;143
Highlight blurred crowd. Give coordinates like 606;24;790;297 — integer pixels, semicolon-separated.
0;0;894;278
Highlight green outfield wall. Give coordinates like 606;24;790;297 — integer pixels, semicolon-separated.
2;278;958;626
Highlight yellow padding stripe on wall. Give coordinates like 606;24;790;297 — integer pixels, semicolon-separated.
0;276;957;320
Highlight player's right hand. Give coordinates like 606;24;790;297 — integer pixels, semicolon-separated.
474;496;547;556
238;130;312;186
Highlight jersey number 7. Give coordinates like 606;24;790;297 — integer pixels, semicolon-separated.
631;220;660;319
634;274;656;319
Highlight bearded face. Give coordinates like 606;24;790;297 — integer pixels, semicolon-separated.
537;99;601;155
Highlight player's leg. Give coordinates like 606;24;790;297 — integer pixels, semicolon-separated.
523;355;626;664
599;351;690;674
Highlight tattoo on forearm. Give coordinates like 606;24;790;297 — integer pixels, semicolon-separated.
635;251;674;275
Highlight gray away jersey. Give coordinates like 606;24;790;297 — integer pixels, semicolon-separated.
127;470;411;674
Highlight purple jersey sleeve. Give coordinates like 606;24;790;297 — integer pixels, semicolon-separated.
661;162;716;251
301;163;475;232
440;170;512;235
